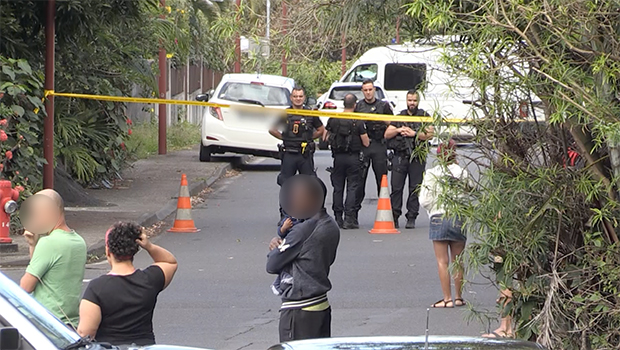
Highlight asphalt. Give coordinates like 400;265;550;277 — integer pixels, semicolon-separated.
1;147;502;350
0;147;236;266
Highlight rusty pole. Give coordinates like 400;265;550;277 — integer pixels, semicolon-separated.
396;16;401;44
341;32;346;77
234;0;241;73
158;0;167;155
43;0;56;189
281;1;287;76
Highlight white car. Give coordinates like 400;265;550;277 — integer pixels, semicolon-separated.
196;74;295;161
317;81;394;123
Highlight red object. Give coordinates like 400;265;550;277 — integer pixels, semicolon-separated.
322;101;337;109
0;130;7;141
126;119;132;125
0;180;20;244
519;101;528;119
5;151;13;160
43;0;56;189
209;106;223;120
128;129;133;135
0;119;7;126
369;175;400;234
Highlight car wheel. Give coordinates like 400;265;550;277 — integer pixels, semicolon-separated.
318;138;329;151
199;144;212;162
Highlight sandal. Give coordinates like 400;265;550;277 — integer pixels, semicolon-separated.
431;299;454;308
454;298;466;307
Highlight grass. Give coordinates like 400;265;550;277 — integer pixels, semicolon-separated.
126;121;201;159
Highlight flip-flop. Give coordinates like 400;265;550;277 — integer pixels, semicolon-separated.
431;299;454;308
454;298;466;307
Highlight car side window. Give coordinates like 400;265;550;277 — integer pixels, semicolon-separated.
343;64;378;83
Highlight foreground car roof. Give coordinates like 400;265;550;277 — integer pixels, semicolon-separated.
269;336;546;350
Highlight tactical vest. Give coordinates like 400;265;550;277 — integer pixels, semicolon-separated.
282;114;314;148
329;119;361;153
366;121;387;141
387;124;416;153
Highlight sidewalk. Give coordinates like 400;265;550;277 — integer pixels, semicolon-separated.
0;147;238;267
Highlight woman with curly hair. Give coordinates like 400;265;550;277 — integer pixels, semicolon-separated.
77;222;178;345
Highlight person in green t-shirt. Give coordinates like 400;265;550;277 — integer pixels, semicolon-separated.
19;189;87;327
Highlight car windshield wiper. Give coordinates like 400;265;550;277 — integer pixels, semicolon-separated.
237;98;265;107
64;337;94;350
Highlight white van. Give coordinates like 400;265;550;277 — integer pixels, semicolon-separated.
340;42;477;141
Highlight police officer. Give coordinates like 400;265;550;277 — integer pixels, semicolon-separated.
269;86;325;186
325;94;370;229
353;79;393;226
385;89;435;229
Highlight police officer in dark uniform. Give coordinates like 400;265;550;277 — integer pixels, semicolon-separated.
269;86;325;186
325;94;370;229
385;89;435;229
353;79;393;226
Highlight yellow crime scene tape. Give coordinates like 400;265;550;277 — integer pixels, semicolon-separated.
44;90;470;124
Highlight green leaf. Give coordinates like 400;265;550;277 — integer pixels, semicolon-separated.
11;105;25;117
2;66;15;81
17;60;32;75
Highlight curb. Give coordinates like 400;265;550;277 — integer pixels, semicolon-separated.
1;158;246;267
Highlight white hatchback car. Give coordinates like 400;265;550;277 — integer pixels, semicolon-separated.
196;74;295;161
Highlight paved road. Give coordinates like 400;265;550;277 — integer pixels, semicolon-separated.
2;148;500;350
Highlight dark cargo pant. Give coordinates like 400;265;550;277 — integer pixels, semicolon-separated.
354;140;387;212
390;153;426;220
330;152;362;220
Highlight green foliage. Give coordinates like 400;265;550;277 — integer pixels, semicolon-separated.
263;58;344;98
405;0;620;348
124;120;201;160
0;57;46;196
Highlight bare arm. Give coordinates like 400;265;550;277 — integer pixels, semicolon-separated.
360;134;370;148
313;125;326;140
77;300;102;339
269;128;283;140
20;273;38;293
384;125;402;139
417;125;435;141
136;234;178;289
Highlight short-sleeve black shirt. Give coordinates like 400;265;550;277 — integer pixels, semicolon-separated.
276;106;323;149
354;99;393;141
387;108;431;153
82;266;166;346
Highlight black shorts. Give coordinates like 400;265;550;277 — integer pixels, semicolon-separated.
279;307;331;342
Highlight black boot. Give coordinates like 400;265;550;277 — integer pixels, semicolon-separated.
405;218;416;229
343;215;359;229
393;216;400;229
334;212;344;228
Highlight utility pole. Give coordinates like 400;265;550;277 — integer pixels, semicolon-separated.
158;0;167;155
266;0;270;40
234;0;241;73
281;1;287;76
43;0;56;189
341;33;346;77
396;16;401;44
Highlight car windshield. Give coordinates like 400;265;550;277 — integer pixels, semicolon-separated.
329;87;386;101
0;272;80;349
218;82;291;106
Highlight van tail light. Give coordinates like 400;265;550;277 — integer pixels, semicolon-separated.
518;101;528;119
209;106;223;120
323;101;337;109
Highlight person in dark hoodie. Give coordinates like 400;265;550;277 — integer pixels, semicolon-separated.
267;175;340;342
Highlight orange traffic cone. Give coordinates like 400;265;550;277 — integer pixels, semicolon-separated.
369;174;400;234
168;174;200;233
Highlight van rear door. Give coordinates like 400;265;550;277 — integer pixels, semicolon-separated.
383;63;426;111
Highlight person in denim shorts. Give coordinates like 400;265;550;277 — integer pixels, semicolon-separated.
419;139;470;308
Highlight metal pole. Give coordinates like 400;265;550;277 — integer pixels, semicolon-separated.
158;0;167;155
43;0;55;189
341;32;346;77
266;0;270;40
396;16;401;44
281;1;287;76
234;0;241;73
